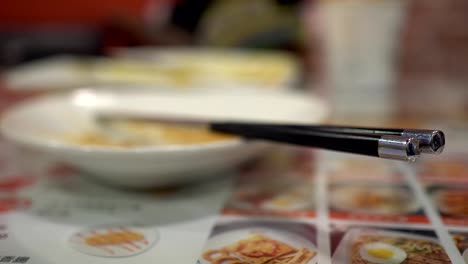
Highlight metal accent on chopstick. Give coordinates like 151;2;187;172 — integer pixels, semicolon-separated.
402;129;445;154
378;135;421;162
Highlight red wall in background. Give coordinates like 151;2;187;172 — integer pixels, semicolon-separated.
399;0;468;81
0;0;149;27
397;0;468;118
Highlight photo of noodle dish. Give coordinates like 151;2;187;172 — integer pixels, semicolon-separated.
200;228;317;264
328;158;397;181
332;228;451;264
451;231;468;262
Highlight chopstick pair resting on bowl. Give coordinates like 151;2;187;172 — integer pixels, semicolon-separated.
96;111;445;162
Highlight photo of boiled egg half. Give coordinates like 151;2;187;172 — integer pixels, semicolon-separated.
359;242;407;264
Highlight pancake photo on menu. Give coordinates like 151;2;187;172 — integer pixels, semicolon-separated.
199;219;318;264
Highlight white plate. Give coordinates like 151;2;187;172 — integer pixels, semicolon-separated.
5;48;297;91
4;55;96;90
1;88;327;188
201;228;317;264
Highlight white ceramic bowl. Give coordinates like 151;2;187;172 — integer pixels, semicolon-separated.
1;89;327;187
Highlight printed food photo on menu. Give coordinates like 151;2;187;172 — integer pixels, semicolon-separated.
68;225;158;257
326;156;403;183
417;157;468;184
223;148;316;218
429;185;468;226
328;182;428;224
223;179;315;218
451;231;468;263
199;218;318;264
330;225;452;264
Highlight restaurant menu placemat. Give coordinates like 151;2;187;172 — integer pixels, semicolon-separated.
0;138;233;263
195;121;468;264
0;125;467;263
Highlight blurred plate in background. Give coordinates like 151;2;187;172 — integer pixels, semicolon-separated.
111;47;299;89
4;48;299;91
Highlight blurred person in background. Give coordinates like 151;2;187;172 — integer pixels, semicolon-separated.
169;0;302;49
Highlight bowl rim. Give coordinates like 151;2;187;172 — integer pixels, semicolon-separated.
1;88;327;156
0;93;247;156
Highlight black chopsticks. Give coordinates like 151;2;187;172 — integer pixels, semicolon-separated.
275;124;444;154
96;112;445;162
209;122;444;162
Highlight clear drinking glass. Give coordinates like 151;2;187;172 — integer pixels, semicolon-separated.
318;0;407;117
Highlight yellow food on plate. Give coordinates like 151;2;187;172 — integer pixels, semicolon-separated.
66;120;236;147
84;230;145;246
96;51;296;88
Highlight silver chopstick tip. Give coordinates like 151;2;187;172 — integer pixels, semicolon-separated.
429;130;445;154
378;135;421;162
402;129;445;155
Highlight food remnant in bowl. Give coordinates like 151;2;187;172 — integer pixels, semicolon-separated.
65;120;236;147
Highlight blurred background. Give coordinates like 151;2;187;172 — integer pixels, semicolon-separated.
1;0;467;122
